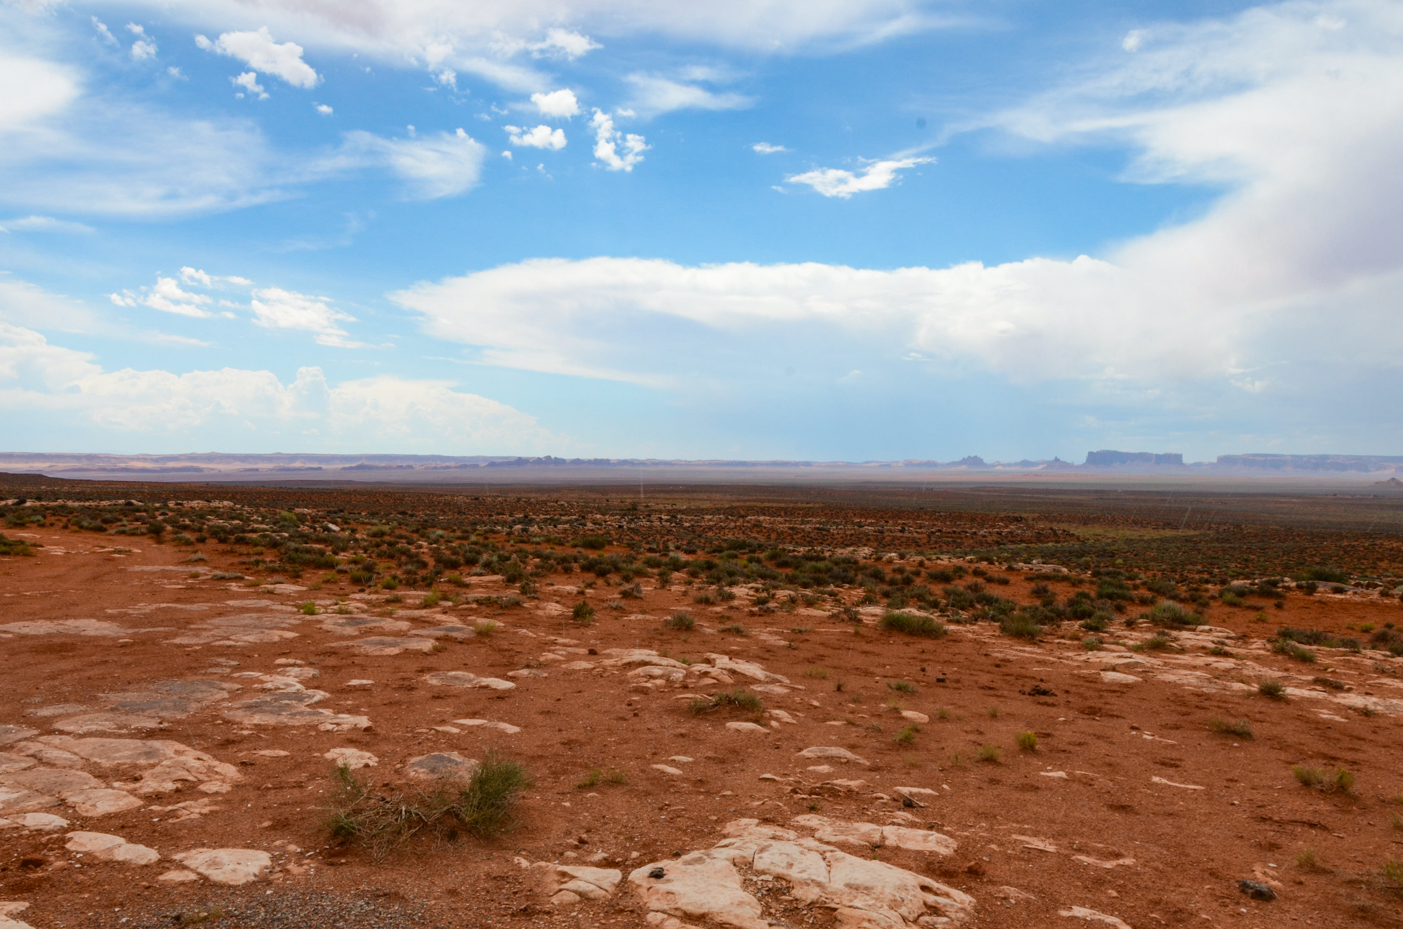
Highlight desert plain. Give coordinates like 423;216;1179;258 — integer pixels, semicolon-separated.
0;474;1401;929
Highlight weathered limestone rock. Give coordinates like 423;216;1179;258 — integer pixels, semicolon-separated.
222;691;370;730
797;746;870;765
452;719;522;734
705;654;791;685
0;812;68;831
0;755;36;775
628;851;769;929
324;748;378;769
405;752;478;781
331;636;434;656
173;849;272;885
424;671;516;690
1058;906;1133;928
65;831;161;865
725;722;769;734
64;789;143;817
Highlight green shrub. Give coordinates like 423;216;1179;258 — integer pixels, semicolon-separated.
887;680;917;694
1271;638;1316;663
719;622;748;636
976;744;1002;764
576;767;627;789
690;689;763;715
574;535;609;550
1258;679;1287;699
894;724;919;745
664;611;695;630
1016;731;1038;751
1208;717;1254;739
572;601;595;624
999;614;1041;640
880;611;947;638
1145;600;1200;627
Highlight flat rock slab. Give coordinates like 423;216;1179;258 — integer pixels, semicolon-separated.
222;692;370;730
0;728;38;747
725;722;769;734
0;755;36;775
452;719;522;734
1059;906;1133;928
64;789;143;817
331;636;435;656
410;626;478;640
320;617;411;635
405;752;478;781
629;850;768;929
797;746;870;766
324;748;378;769
0;620;128;637
0;916;36;929
0;786;59;815
1;768;101;795
424;672;516;691
173;849;272;885
51;713;164;734
0;812;69;831
65;831;161;865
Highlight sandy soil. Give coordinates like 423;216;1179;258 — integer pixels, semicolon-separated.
2;524;1402;929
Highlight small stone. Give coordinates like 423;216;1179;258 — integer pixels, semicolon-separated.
405;752;478;781
651;765;684;777
323;748;378;769
1238;880;1276;901
725;722;768;734
649;866;666;879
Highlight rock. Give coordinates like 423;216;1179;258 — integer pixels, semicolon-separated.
881;826;958;856
424;672;516;691
550;890;582;906
0;755;36;775
452;719;522;734
405;752;479;781
507;669;547;679
1098;672;1142;685
345;679;375;688
1150;776;1204;790
0;786;59;815
705;655;790;685
223;692;370;730
893;786;939;804
797;746;869;766
725;722;769;734
0;619;127;637
0;915;36;929
331;636;434;655
0;727;39;747
1;768;101;795
900;710;929;724
651;765;685;776
628;851;769;929
173;848;272;885
65;789;143;817
1058;906;1133;928
65;831;160;865
157;869;200;883
0;905;29;918
7;812;69;831
792;814;884;848
1237;880;1276;901
324;748;378;769
1073;855;1135;868
558;865;623;896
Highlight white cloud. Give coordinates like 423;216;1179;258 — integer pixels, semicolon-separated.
0;215;95;234
590;109;647;171
232;71;267;99
333;128;487;199
91;17;117;45
624;73;752;117
0;53;79;131
0;274;101;334
506;124;566;149
250;286;363;347
315;103;333;115
528;28;599;60
786;156;934;198
531;88;579;118
111;275;214;318
198;27;320;89
128;23;157;61
0;322;558;450
753;142;788;154
1122;29;1145;52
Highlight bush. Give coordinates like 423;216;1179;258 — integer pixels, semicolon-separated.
1276;627;1360;651
1293;765;1354;793
719;623;748;636
894;724;919;745
1016;731;1038;751
1000;614;1041;639
1209;717;1254;739
572;601;595;624
574;535;609;550
1258;679;1287;699
1145;600;1200;627
887;680;917;694
880;611;947;638
664;611;695;630
690;689;763;715
1271;638;1316;663
326;752;531;861
976;744;1002;764
576;767;627;789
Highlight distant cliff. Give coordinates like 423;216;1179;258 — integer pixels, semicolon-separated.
1084;450;1185;467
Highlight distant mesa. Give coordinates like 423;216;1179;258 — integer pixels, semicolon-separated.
1219;454;1403;473
1375;477;1403;493
1084;450;1184;468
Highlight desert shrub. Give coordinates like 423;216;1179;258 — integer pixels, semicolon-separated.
574;535;609;550
326;753;530;860
664;611;695;630
1372;628;1403;656
1258;679;1287;699
1000;614;1041;639
1301;567;1348;584
1079;613;1110;632
690;690;763;715
1293;765;1354;793
887;680;917;694
572;601;595;624
894;724;919;745
719;623;748;636
576;767;627;789
1016;731;1038;751
1209;717;1254;739
1271;638;1316;663
1145;600;1200;627
1312;676;1346;690
1379;859;1403;898
620;583;644;599
1139;632;1176;651
473;620;498;636
1277;627;1361;651
1082;636;1102;650
880;611;947;638
976;744;1002;764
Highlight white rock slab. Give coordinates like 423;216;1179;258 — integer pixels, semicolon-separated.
324;748;378;769
173;848;272;885
65;831;160;865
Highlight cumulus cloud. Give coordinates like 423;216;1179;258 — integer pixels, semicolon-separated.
531;88;579;118
127;23;157;60
110;275;214;318
0;322;557;451
315;103;333;115
624;73;752;117
196;27;320;89
250;286;364;347
233;71;267;99
786;156;934;198
333;128;487;199
590;109;647;171
506;124;566;149
528;28;599;59
753;142;788;154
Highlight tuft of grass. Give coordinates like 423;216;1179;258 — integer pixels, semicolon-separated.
576;767;628;790
1144;600;1201;627
325;753;531;861
894;724;920;745
1292;765;1354;793
1082;636;1103;651
1378;858;1403;897
1016;731;1038;751
664;611;695;631
421;591;444;608
298;601;317;615
976;744;1002;764
473;620;498;637
719;622;749;636
572;601;595;625
887;680;917;694
804;667;829;679
880;611;947;638
690;689;763;716
1271;638;1316;663
999;614;1041;640
1208;717;1254;739
1295;847;1325;871
1258;679;1287;699
986;705;1000;719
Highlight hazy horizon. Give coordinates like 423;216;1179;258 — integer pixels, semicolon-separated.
3;1;1401;461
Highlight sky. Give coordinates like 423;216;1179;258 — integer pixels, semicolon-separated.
1;0;1401;463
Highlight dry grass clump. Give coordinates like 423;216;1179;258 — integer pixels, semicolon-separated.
1291;764;1354;793
576;767;628;789
880;611;947;638
1258;679;1287;699
1208;717;1254;739
326;753;531;861
690;689;763;715
1016;731;1038;751
663;611;695;630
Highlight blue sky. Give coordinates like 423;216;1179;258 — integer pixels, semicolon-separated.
2;0;1401;462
